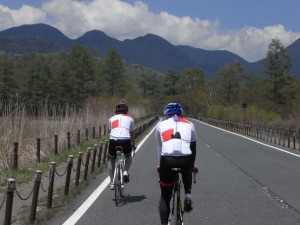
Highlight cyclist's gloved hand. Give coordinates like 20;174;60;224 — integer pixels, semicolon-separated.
192;165;199;173
156;165;160;173
131;145;137;150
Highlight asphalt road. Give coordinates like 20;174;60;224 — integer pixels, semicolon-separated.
50;119;300;225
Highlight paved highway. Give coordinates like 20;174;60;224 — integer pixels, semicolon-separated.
50;119;300;225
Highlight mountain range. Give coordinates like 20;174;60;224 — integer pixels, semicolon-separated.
0;23;299;79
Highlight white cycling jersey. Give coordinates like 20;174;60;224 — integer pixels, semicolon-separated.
108;114;135;139
156;116;196;159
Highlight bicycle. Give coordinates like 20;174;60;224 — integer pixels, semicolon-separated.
113;146;126;206
168;168;197;225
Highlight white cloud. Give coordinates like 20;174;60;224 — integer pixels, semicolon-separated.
0;0;300;62
0;5;47;28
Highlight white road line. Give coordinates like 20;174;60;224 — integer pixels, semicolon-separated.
62;123;158;225
193;119;300;158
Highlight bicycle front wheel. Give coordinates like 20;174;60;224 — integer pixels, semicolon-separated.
114;166;121;206
114;166;123;206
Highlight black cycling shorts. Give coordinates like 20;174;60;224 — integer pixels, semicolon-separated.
108;139;132;159
159;155;193;184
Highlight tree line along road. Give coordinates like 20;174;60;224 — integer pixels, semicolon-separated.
49;118;300;225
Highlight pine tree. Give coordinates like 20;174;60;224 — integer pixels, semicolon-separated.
262;38;292;103
103;47;124;97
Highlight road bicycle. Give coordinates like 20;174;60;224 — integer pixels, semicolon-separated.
168;168;197;225
113;146;126;206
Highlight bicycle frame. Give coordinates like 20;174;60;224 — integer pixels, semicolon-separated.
113;147;126;206
113;151;125;183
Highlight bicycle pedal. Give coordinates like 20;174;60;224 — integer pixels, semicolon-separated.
123;174;129;183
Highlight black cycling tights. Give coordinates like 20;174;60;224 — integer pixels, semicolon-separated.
158;156;192;224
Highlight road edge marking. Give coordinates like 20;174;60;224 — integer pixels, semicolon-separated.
193;119;300;158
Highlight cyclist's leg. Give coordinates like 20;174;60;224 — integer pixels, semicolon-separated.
159;156;176;224
108;158;116;183
159;185;173;224
124;155;132;171
121;139;132;170
181;158;193;195
180;156;193;211
108;140;117;184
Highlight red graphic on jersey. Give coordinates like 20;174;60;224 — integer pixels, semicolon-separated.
112;120;119;129
178;117;190;124
162;129;174;142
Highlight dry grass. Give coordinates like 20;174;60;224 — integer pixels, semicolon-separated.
0;101;145;173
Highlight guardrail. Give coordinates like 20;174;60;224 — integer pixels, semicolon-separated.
199;117;300;151
0;115;159;225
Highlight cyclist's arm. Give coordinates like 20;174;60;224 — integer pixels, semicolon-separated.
156;124;162;162
190;123;197;166
130;130;136;146
190;141;196;166
130;118;136;147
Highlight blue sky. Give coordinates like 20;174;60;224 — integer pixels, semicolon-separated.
124;0;300;32
0;0;299;62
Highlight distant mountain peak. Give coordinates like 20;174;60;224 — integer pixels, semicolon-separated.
0;23;299;79
0;23;72;49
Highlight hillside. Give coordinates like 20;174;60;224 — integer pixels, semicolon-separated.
119;34;196;71
0;36;62;53
0;23;299;79
0;23;72;49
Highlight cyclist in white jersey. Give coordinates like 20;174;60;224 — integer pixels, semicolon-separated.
108;100;136;190
156;103;197;225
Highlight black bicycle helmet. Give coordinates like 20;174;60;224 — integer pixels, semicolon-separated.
115;102;128;114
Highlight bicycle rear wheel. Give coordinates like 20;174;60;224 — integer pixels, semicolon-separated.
173;193;183;225
169;185;183;225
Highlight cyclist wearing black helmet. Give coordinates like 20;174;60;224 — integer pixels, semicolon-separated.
108;99;136;190
156;103;197;225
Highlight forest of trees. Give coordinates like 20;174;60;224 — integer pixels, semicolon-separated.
0;39;299;122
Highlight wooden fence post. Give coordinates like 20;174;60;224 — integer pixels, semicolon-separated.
47;162;56;209
54;135;58;155
67;132;71;149
13;142;18;169
36;138;41;163
91;144;97;173
4;178;15;225
99;126;102;139
64;155;74;196
75;152;83;187
97;142;103;168
77;130;81;145
103;141;108;165
93;127;96;139
83;148;91;181
85;128;89;141
29;170;42;223
279;130;282;145
288;128;291;148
